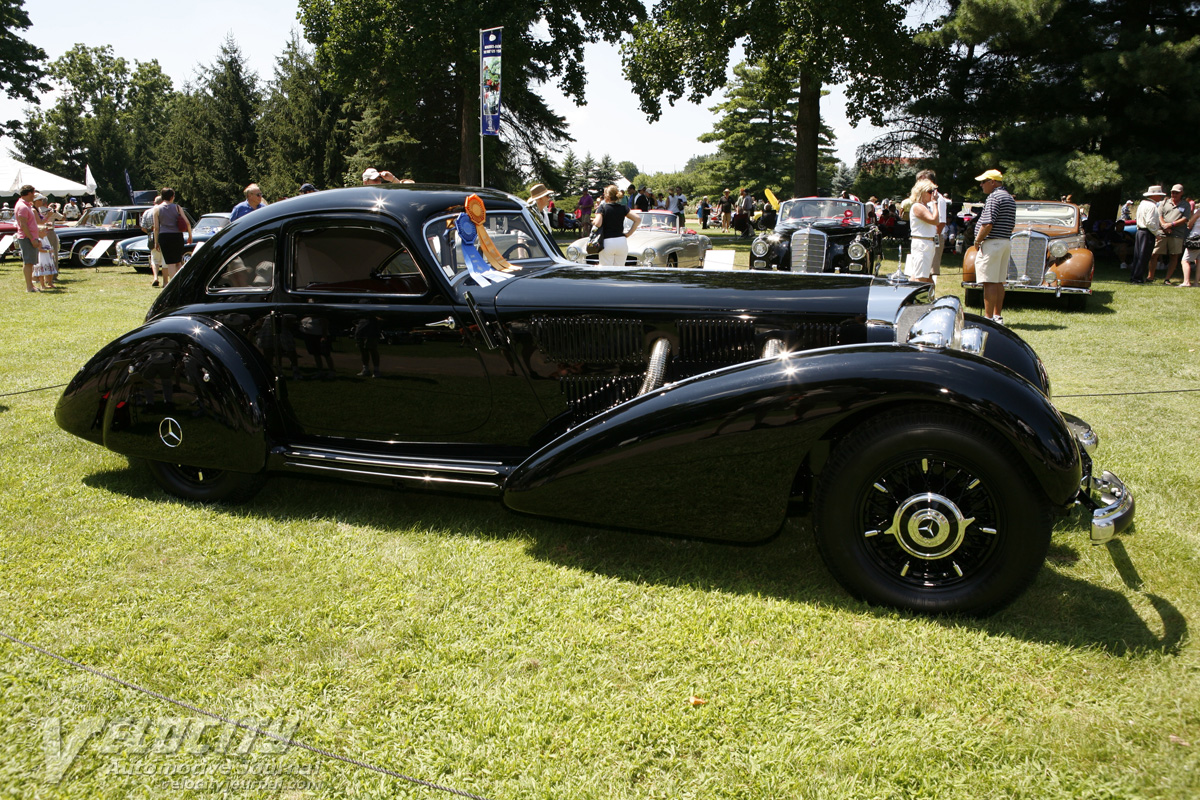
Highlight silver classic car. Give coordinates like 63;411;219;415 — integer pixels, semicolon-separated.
565;210;712;267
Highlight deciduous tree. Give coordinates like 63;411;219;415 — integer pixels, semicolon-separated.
298;0;644;187
0;0;46;104
622;0;914;196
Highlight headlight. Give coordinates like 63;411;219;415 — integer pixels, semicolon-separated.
847;241;867;261
751;238;769;257
566;245;583;263
641;248;656;265
1048;241;1068;260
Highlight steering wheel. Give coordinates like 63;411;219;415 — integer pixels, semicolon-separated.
503;243;532;260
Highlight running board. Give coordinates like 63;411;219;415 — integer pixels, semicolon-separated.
276;445;513;495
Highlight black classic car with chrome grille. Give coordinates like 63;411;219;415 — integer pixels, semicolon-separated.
56;185;1133;615
750;197;882;274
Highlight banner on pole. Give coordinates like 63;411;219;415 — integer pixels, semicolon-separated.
480;27;502;136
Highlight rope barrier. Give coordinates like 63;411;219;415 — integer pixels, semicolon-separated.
0;382;66;398
0;630;495;800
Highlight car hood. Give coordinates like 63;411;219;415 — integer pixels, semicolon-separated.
1014;223;1076;237
492;264;875;315
772;220;870;237
57;225;113;239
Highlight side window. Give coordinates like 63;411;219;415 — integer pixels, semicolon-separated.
291;226;429;295
208;237;276;292
125;210;142;228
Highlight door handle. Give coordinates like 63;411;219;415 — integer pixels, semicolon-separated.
426;316;458;330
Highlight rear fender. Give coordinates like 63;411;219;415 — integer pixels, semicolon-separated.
56;315;274;472
504;344;1079;542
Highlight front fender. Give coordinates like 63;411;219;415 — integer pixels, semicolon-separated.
56;315;274;473
503;344;1079;542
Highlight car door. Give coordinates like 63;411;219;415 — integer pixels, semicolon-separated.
272;217;492;441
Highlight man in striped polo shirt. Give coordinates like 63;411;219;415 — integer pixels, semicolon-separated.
972;169;1016;325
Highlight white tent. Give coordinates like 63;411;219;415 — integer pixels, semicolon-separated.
0;157;90;197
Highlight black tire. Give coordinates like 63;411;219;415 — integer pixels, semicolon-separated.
72;240;103;268
147;460;266;503
964;287;983;307
813;409;1051;615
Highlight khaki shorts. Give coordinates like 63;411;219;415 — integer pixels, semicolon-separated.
1153;235;1183;256
975;238;1011;283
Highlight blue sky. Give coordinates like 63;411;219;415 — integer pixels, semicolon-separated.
1;0;888;180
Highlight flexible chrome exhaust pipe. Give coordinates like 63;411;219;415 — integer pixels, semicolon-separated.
638;338;671;395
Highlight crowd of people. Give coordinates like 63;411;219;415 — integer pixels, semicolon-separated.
1120;184;1200;287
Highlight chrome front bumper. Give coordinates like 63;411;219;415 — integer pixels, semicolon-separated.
961;280;1091;297
1061;412;1134;544
1084;470;1134;544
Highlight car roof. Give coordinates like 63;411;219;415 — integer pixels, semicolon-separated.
227;184;525;233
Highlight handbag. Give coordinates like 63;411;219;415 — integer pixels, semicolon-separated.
585;203;605;255
1186;234;1200;250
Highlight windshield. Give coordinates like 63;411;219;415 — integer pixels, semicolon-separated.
1013;203;1077;228
779;199;864;225
639;211;681;232
423;210;555;281
79;208;132;228
194;215;231;235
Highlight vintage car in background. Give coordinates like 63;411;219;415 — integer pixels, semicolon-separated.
0;214;72;260
116;212;232;273
57;205;197;268
750;197;883;275
962;201;1094;309
56;185;1133;616
564;209;711;267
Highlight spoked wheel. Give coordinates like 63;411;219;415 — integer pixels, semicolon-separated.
666;253;678;268
814;409;1051;615
147;460;265;503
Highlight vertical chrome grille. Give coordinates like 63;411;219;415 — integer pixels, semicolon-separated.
677;318;757;363
530;317;645;364
790;228;828;273
1007;232;1049;284
560;375;644;423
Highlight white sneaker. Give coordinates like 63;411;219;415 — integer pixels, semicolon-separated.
992;315;1005;326
1120;262;1129;269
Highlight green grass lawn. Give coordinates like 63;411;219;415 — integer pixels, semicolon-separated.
1;251;1198;799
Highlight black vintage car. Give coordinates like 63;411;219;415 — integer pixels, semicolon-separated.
57;205;197;268
750;197;883;274
56;185;1133;615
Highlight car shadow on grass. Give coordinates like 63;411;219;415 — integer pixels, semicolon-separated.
84;465;1185;658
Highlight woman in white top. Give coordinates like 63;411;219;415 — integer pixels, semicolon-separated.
903;179;942;283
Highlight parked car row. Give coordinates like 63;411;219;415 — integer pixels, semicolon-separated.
56;185;1133;617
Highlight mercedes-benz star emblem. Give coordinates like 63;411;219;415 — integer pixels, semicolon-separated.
158;417;183;448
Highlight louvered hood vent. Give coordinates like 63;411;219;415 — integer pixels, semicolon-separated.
530;317;646;364
677;318;757;363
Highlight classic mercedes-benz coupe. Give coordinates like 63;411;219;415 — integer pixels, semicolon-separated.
56;185;1133;615
750;197;882;274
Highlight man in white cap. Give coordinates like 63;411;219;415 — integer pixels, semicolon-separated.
1151;183;1186;284
971;168;1016;324
527;183;554;230
1130;185;1166;284
362;168;400;185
